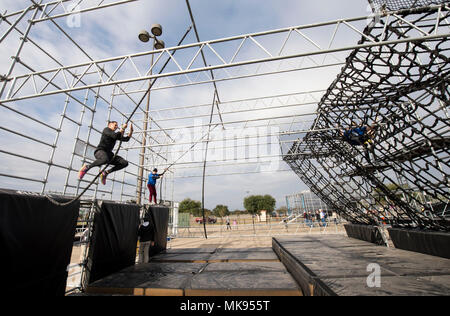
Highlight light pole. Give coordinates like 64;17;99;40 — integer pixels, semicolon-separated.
136;24;165;205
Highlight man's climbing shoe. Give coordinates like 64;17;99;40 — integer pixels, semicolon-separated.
78;165;88;180
100;171;107;185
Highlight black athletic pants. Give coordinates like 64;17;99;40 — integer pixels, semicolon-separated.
87;150;128;174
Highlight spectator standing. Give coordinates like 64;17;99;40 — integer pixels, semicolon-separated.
138;219;155;264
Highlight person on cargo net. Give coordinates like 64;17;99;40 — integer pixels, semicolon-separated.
339;120;377;163
78;121;133;185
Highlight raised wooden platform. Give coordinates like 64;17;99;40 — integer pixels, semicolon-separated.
273;234;450;296
86;247;302;296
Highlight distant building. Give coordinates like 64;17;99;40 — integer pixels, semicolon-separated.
285;190;334;216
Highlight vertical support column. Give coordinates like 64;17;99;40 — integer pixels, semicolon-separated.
63;86;98;197
41;87;72;194
136;45;155;205
99;84;117;201
63;76;84;195
75;89;92;195
119;147;130;202
81;85;102;200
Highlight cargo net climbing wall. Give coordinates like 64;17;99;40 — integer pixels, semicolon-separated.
369;0;449;11
283;3;450;231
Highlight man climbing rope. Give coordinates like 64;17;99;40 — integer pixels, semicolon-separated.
339;121;377;163
148;168;166;204
78;121;133;185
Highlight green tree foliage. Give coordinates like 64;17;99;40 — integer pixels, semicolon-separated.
213;204;230;218
262;195;276;212
179;198;202;216
244;195;276;215
244;196;258;215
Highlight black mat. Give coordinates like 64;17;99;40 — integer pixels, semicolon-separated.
273;235;450;296
86;247;301;296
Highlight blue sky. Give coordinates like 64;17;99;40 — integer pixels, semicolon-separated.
0;1;372;210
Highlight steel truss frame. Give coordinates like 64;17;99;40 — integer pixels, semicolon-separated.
3;5;450;103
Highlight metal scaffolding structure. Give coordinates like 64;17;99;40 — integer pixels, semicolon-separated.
0;0;449;230
286;190;333;216
284;1;450;231
369;0;448;11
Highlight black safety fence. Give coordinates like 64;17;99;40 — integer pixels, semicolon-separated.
83;201;140;285
388;228;450;258
0;188;171;295
81;202;170;287
143;205;169;257
0;189;79;296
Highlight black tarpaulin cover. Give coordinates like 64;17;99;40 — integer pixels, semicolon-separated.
344;223;385;245
145;205;169;256
0;189;79;296
388;228;450;259
86;201;140;284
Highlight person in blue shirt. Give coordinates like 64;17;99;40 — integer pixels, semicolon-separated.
339;121;377;163
147;168;165;204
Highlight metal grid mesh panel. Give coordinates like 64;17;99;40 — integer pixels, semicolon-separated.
369;0;449;11
285;6;450;231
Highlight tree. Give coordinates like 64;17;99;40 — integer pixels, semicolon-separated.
213;205;230;218
262;195;276;212
179;198;202;217
244;195;276;215
244;195;260;215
